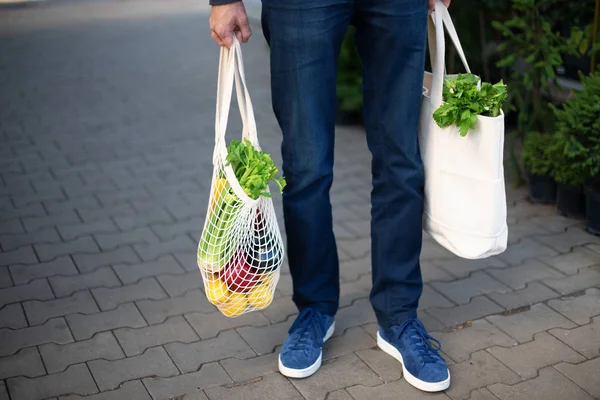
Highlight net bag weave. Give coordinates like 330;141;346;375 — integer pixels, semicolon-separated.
197;39;284;317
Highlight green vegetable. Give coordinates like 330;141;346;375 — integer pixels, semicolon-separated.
198;139;286;270
433;74;508;137
226;139;286;199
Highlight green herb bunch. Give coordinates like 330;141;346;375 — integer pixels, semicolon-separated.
225;139;286;199
433;73;508;137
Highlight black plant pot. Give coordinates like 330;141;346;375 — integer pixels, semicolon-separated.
335;108;364;126
557;183;586;220
526;170;557;204
585;181;600;236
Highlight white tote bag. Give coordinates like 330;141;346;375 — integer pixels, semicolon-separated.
419;0;508;259
197;38;284;317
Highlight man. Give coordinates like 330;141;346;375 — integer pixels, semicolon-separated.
209;0;451;392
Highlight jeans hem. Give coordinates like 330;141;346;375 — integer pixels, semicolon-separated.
376;309;418;330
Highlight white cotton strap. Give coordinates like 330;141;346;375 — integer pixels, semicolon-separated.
429;0;471;109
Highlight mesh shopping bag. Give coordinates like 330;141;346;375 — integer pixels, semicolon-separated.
197;38;285;317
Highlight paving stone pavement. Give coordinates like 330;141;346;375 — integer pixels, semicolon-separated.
1;1;600;399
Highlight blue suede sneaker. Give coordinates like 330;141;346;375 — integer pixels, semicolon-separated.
377;319;450;392
278;308;335;378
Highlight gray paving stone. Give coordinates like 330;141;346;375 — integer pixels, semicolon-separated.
219;352;280;383
339;273;371;307
497;238;558;266
22;211;80;232
325;389;354;400
137;289;214;324
0;381;7;400
323;327;375;360
77;203;137;223
540;246;600;275
40;331;125;374
549;316;600;358
58;219;118;241
421;240;456;261
487;282;560;310
7;364;97;400
24;290;99;325
61;380;151;400
465;388;499;400
43;196;101;215
113;255;185;284
0;347;45;380
72;247;141;273
205;372;302;400
290;353;382;400
446;350;520;400
555;358;600;398
355;347;403;382
420;261;455;282
536;226;600;254
487;331;585;379
185;310;270;340
0;279;54;307
337;237;371;260
437;319;516;363
488;259;564;289
89;346;178;391
1;219;25;235
0;304;27;329
488;366;594;400
92;278;167;310
237;319;292;356
0;267;11;288
114;315;198;356
431;256;506;279
506;221;553;245
66;303;147;340
347;379;451;400
172;251;203;272
151;219;200;241
0;318;73;356
165;330;255;373
35;237;99;262
10;256;79;285
113;209;173;231
0;246;38;267
50;267;121;297
335;298;377;334
95;227;159;251
486;303;576;343
156;271;204;297
431;272;511;305
427;296;504;328
144;362;231;400
0;227;61;251
543;266;600;295
547;288;600;324
134;235;196;262
257;295;297;324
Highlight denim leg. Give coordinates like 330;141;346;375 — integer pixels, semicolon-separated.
353;0;428;328
262;0;353;317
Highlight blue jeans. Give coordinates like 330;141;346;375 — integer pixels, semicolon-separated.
262;0;427;329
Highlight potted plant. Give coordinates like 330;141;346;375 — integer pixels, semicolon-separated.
493;0;565;186
550;71;600;222
336;27;363;126
521;132;557;203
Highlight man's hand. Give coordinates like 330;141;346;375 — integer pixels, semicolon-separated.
210;2;251;48
428;0;451;13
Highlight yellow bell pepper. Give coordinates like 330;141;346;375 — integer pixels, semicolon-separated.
210;178;227;214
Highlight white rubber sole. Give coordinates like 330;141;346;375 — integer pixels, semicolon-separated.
278;321;336;379
377;331;450;392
